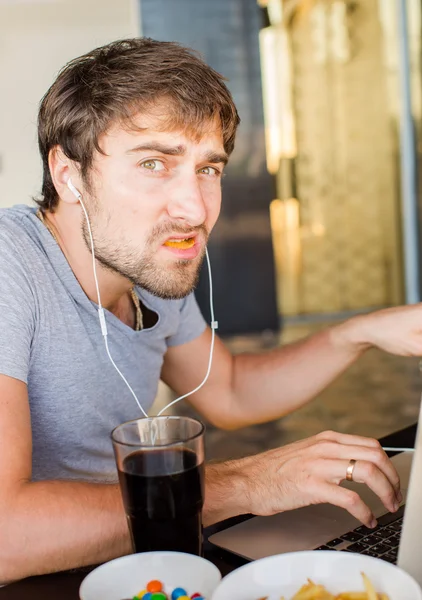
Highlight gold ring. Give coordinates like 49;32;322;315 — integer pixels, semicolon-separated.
346;459;357;482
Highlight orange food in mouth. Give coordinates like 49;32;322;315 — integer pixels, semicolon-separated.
163;238;195;249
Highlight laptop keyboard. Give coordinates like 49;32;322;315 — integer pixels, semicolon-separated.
315;504;405;564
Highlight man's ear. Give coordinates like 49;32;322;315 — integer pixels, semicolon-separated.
48;146;82;206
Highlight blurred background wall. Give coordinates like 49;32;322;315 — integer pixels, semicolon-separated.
0;0;140;209
259;0;422;318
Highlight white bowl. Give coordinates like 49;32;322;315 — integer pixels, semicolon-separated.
79;551;221;600
211;551;422;600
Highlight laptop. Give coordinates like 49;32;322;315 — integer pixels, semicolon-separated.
209;401;422;587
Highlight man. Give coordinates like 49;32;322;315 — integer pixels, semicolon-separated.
0;37;420;581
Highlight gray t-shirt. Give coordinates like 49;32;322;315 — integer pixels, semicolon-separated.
0;205;206;483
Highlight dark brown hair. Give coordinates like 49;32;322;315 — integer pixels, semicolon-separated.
36;37;240;211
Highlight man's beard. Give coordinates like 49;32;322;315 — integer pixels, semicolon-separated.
81;216;208;300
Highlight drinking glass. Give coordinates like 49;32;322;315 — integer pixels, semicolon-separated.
112;416;205;555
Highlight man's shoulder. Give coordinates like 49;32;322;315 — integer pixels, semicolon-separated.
0;203;36;229
0;204;38;251
0;203;36;225
0;205;44;285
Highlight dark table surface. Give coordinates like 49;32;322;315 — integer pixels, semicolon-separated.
0;423;417;599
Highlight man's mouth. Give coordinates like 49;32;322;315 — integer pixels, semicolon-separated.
163;237;196;249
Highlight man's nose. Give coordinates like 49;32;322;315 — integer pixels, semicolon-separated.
167;174;207;227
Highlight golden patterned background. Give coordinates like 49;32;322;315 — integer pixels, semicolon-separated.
261;0;404;316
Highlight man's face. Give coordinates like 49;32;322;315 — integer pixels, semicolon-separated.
80;111;227;299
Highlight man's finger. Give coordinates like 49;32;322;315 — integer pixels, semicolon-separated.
318;482;376;528
317;430;383;449
311;440;401;497
318;458;398;514
351;459;400;513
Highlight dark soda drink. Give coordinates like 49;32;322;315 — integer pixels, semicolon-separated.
118;447;204;555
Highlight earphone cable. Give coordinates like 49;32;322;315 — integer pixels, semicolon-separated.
157;248;217;416
78;191;216;419
79;197;148;418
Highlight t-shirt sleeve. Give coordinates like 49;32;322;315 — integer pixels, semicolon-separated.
0;231;35;383
166;292;207;347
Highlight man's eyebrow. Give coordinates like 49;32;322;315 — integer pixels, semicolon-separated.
126;142;228;165
126;142;185;156
205;151;229;166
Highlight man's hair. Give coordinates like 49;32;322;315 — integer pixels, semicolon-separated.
36;37;240;211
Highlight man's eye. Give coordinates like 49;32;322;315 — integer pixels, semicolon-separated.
140;159;165;171
198;166;220;176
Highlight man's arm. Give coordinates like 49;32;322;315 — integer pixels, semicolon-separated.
0;375;132;582
161;319;365;429
1;373;240;579
1;377;401;580
161;304;422;429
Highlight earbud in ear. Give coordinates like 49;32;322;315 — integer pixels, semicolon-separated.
67;178;82;200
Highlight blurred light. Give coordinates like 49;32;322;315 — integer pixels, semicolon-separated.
259;25;297;174
310;2;328;64
330;1;351;63
270;198;301;315
311;222;326;237
267;0;283;26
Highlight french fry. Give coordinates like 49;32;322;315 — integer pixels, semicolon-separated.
256;571;390;600
336;594;369;599
292;581;335;600
361;572;378;600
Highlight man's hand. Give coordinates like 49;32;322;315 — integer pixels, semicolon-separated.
335;303;422;357
204;431;401;528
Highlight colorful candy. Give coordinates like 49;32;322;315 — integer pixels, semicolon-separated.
147;581;163;593
130;580;205;600
172;588;188;600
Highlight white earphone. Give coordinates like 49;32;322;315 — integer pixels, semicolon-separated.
66;178;217;418
67;178;82;200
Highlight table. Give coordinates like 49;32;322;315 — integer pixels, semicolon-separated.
0;423;416;599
